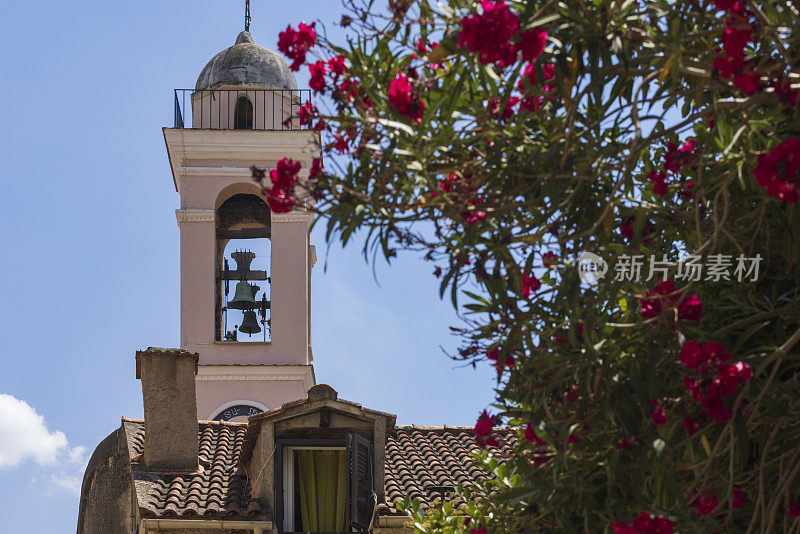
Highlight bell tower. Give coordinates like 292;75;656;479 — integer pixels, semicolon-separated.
164;29;319;421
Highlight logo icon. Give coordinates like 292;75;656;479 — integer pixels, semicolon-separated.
578;251;608;284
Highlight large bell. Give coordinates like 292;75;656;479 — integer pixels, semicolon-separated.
228;281;257;310
239;310;262;335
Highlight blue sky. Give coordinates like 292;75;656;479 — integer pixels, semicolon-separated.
0;1;496;530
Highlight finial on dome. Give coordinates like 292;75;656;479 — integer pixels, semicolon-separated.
235;31;255;45
244;0;251;32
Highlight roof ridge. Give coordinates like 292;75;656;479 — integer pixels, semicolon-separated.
121;416;248;427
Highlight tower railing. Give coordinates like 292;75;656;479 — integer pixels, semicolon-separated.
172;88;313;131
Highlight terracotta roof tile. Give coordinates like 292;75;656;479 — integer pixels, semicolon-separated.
122;419;514;519
123;420;265;520
384;426;517;512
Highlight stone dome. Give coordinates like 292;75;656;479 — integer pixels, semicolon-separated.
195;31;298;91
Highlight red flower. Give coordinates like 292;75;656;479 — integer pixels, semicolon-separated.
297;101;317;127
308;158;324;180
788;501;800;518
388;72;425;123
473;410;499;448
487;347;515;377
678;294;703;321
333;132;349;153
753;137;800;204
734;71;760;94
327;55;347;82
722;16;752;58
684;377;703;401
691;492;719;516
308;61;327;93
679;340;704;369
542;251;558;267
457;0;520;67
470;529;487;534
524;422;546;446
263;158;302;213
640;280;701;322
517;27;547;63
277;22;317;71
564;385;578;403
648;170;668;196
612;524;637;534
522;273;540;298
714;0;745;14
683;416;699;436
713;54;744;79
618;437;634;451
651;400;667;425
487;96;520;121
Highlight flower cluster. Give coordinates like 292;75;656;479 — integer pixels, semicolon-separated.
517;62;556;112
711;5;759;95
647;139;696;197
388;71;425;122
753;137;800;204
680;340;752;423
277;22;317;71
458;1;547;68
640;280;702;322
521;273;540;298
612;512;674;533
259;158;301;213
473;410;500;448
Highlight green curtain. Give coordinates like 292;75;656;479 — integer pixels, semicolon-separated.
298;450;347;532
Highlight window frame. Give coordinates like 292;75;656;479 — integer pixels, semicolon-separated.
274;438;349;534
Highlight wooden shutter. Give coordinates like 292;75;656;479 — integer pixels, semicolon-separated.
348;433;374;530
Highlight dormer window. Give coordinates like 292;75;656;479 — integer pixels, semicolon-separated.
276;435;374;533
234;95;254;129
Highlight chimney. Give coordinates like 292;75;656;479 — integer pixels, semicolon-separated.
135;347;199;472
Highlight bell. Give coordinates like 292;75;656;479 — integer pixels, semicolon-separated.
239;310;262;335
228;281;256;310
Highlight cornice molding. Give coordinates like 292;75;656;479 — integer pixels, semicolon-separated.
271;212;315;225
175;209;215;225
196;364;315;390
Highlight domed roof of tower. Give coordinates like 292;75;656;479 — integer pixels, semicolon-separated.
195;31;298;91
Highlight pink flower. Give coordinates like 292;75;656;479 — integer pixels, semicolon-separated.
618;437;634;451
612;523;637;534
684;377;703;401
542;251;558;267
714;0;745;14
388;72;425;122
517;27;547;62
457;1;520;67
308;61;327;93
678;294;703;321
264;158;302;213
277;22;317;71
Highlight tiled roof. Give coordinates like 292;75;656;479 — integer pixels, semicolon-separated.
121;420;515;518
122;419;264;519
384;426;517;512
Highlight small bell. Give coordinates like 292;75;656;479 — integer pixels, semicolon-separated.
239;310;262;335
228;281;257;310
